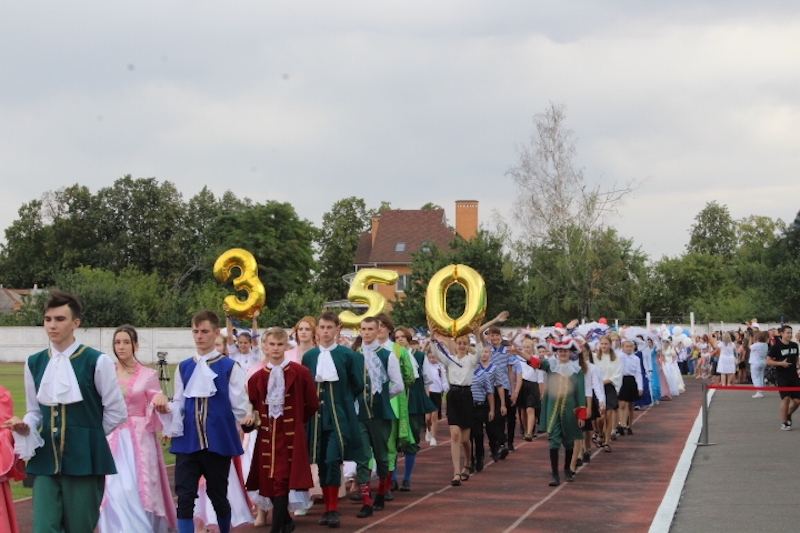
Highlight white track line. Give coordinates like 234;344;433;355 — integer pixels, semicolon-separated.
648;388;712;533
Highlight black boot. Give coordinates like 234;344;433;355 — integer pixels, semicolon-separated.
270;496;288;533
548;448;560;486
564;446;575;481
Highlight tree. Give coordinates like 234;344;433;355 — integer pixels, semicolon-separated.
421;202;443;211
0;199;51;287
687;201;737;258
315;197;373;301
737;214;784;263
506;102;640;321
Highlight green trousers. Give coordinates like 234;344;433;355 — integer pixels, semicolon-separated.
33;474;105;533
357;418;391;483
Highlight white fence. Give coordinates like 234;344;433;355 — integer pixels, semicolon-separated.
0;327;197;365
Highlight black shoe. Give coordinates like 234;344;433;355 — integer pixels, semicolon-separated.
327;510;341;528
508;442;515;452
319;511;331;526
499;446;509;460
283;519;296;533
391;479;398;492
565;469;575;482
400;480;410;492
575;458;583;467
583;451;591;464
475;457;484;472
611;432;618;441
491;451;499;462
383;490;393;501
549;474;560;486
616;425;625;436
348;491;362;502
356;505;373;518
373;494;385;511
627;427;634;435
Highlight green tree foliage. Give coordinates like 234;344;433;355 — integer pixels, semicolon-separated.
687;201;737;258
0;199;51;287
261;288;327;328
315;197;372;301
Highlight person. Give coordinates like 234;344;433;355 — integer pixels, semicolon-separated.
98;325;177;533
766;325;800;430
302;312;365;528
647;338;662;403
531;337;586;486
245;327;319;533
470;343;497;473
0;384;25;533
591;336;621;451
225;308;261;374
429;322;481;486
510;336;543;442
352;317;402;518
570;343;605;472
425;350;448;447
393;326;437;491
661;339;685;396
164;310;251;533
285;316;317;364
749;330;769;398
714;333;737;387
2;291;127;533
617;340;643;435
478;311;512;461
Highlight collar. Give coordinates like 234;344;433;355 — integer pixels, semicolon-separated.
51;339;81;358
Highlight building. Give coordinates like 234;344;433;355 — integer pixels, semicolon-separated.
351;200;479;307
0;285;44;314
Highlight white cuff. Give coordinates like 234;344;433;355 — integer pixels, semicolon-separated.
14;430;44;461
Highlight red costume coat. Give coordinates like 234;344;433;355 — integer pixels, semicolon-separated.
245;361;319;497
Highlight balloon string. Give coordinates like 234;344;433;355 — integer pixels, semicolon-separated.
432;339;462;368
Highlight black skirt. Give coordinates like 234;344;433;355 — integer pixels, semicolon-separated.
518;380;541;410
446;385;474;428
604;383;619;410
618;375;641;402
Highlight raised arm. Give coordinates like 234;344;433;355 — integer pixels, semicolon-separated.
477;311;509;339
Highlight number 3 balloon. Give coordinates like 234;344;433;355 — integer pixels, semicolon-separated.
213;248;266;319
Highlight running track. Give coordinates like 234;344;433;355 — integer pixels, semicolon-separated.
13;380;702;532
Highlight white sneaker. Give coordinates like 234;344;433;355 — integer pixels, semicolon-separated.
781;423;792;431
430;437;438;446
425;429;432;442
752;391;764;398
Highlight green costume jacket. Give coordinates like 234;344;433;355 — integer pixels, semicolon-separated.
356;347;397;422
302;345;366;463
388;343;415;446
407;349;437;415
539;359;586;444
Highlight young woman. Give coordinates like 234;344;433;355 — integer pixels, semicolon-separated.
0;385;24;533
429;323;481;486
661;339;684;396
98;325;177;533
617;340;643;435
225;308;261;374
284;316;317;364
511;337;543;441
749;331;769;398
570;343;605;473
647;338;662;404
591;336;622;451
714;333;737;386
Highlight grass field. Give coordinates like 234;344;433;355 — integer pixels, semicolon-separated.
1;362;176;501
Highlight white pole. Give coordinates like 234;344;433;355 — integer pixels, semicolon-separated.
646;312;651;330
690;312;695;335
615;318;619;331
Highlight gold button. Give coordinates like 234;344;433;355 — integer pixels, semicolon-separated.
53;411;59;417
52;427;58;433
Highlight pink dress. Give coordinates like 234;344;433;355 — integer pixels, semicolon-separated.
98;364;177;533
0;386;24;533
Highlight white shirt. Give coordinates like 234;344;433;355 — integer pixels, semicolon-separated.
431;342;479;386
365;341;404;398
170;352;250;424
22;340;127;436
585;362;606;404
426;360;449;393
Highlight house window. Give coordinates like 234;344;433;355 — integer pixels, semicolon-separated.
395;242;406;252
397;274;411;293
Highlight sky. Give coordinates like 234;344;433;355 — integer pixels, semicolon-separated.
2;1;799;262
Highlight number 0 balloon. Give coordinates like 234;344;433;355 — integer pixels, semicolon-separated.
213;248;266;319
426;264;487;337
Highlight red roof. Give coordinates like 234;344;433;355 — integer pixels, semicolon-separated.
354;209;455;266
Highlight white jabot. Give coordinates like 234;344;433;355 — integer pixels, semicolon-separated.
37;341;84;406
184;352;219;398
315;345;339;382
266;359;290;419
550;360;580;377
362;341;388;396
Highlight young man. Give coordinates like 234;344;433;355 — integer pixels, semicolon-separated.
353;317;402;518
767;325;800;430
2;291;127;533
245;327;319;533
167;311;250;533
374;313;415;496
302;312;365;528
478;311;512;461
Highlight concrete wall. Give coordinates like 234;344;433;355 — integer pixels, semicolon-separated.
0;326;197;365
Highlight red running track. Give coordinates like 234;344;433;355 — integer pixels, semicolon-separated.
13;380;703;533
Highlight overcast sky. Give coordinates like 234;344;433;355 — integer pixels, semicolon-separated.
2;1;799;261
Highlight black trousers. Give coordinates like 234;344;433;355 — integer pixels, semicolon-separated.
175;449;232;519
506;399;518;446
487;390;509;452
470;401;489;463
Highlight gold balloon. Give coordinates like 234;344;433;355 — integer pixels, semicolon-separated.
339;268;399;328
425;264;487;337
213;248;266;319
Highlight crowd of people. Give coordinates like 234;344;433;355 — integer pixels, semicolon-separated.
1;290;799;533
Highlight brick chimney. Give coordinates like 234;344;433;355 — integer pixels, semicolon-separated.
455;200;478;240
371;215;381;246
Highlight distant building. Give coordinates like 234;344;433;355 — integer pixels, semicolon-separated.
351;200;479;308
0;285;43;314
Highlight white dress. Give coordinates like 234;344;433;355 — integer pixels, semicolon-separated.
662;347;685;396
716;342;737;375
